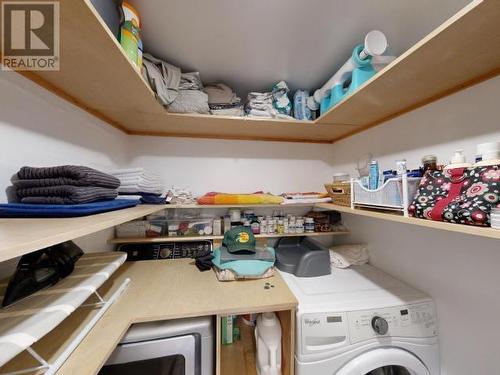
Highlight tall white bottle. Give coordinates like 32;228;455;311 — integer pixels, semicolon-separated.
255;312;282;375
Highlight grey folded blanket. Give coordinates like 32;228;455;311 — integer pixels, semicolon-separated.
16;185;118;204
16;165;120;189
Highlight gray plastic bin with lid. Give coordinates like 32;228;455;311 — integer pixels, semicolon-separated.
275;237;331;277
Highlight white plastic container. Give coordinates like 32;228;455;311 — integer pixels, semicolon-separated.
477;141;500;161
491;208;500;230
255;312;282;375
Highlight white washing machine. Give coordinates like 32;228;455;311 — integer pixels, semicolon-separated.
280;265;439;375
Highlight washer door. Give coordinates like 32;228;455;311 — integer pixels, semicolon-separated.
335;348;431;375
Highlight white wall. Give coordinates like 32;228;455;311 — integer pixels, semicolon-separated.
127;135;334;196
0;72;129;202
0;71;129;275
332;76;500;375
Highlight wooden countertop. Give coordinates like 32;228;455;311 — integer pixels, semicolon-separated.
1;259;296;374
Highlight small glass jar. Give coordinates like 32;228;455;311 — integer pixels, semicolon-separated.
305;217;315;233
267;219;276;234
277;219;285;234
296;219;305;234
422;155;437;172
251;219;260;234
260;219;268;234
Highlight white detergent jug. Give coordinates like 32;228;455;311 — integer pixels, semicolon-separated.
255;312;282;375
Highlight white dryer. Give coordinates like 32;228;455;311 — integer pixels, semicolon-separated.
280;264;439;375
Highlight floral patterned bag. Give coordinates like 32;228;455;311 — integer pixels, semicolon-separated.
409;165;500;226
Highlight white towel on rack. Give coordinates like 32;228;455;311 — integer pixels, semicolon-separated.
329;244;369;269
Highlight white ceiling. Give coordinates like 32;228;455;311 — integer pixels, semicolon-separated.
130;0;471;97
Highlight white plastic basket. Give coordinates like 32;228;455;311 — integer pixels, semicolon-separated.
351;175;421;216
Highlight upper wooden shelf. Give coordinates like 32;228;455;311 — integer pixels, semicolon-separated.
0;205;165;263
316;0;500;139
316;203;500;241
12;0;500;143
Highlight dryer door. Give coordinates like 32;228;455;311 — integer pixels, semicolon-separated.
335;347;431;375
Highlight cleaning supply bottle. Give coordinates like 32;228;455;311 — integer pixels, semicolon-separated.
368;160;379;190
255;312;282;375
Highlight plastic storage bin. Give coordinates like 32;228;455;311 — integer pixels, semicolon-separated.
167;218;214;237
115;219;167;238
352;175;421;216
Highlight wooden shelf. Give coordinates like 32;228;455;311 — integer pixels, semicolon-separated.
109;230;349;244
0;205;165;263
161;203;325;209
317;0;500;139
14;0;500;143
316;203;500;240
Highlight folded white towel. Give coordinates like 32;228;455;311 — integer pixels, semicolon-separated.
108;167;145;175
329;244;369;269
109;168;164;195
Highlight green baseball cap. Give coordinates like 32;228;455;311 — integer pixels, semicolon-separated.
222;226;256;253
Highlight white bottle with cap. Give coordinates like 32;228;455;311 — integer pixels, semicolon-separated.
443;149;472;171
474;141;500;167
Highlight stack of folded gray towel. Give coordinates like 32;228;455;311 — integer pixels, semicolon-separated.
13;165;121;204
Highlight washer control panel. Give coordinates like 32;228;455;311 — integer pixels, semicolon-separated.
348;301;437;344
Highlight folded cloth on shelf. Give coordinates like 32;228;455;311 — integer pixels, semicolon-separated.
139;195;166;204
109;168;164;195
179;72;204;90
142;53;181;106
142;52;210;114
15;165;120;189
245;83;294;119
209;103;242;110
329;244;369;269
16;185;118;204
212;247;275;281
169;89;210;114
281;192;332;204
197;192;284;205
282;197;332;204
210;106;244;117
119;185;163;195
117;193;165;204
204;83;240;105
117;194;143;200
0;199;140;218
166;187;196;205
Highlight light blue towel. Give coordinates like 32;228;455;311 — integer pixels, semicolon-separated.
212;247;275;277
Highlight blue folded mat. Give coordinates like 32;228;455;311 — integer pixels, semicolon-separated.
0;199;140;218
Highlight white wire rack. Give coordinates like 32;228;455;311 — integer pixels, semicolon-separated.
351;174;421;217
0;252;129;375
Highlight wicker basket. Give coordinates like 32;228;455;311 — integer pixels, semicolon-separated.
324;182;351;207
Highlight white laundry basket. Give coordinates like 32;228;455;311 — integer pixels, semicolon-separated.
351;175;421;216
